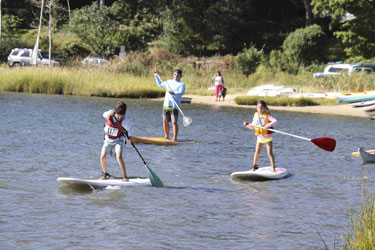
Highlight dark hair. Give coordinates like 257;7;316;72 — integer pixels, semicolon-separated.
216;71;221;76
174;69;182;77
257;100;269;110
115;101;127;115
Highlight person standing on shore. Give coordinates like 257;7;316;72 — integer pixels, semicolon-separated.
243;100;278;172
212;71;224;101
153;69;186;142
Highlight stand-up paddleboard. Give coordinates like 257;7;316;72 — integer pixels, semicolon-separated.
131;136;196;145
231;167;288;182
57;177;151;189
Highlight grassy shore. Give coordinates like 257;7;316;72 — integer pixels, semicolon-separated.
0;66;373;107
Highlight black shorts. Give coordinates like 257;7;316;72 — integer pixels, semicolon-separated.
163;109;179;123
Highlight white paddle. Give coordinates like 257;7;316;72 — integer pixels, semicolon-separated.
247;123;336;152
155;73;192;127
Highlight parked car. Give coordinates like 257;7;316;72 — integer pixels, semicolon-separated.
7;48;60;67
314;62;375;78
82;57;109;66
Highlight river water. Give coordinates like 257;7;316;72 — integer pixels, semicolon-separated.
1;92;374;249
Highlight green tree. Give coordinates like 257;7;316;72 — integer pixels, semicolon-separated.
312;0;375;58
70;3;122;57
282;24;325;74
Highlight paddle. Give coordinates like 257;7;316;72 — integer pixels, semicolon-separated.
112;115;164;187
249;124;336;152
155;73;192;127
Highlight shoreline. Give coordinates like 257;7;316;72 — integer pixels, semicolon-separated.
181;94;370;118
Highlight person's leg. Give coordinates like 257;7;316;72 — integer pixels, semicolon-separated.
171;109;179;141
252;142;263;170
172;122;178;141
218;85;223;101
116;151;128;181
266;141;276;171
163;110;171;140
215;85;219;101
99;143;110;180
163;120;170;140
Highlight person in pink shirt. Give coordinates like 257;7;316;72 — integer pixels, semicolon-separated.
243;100;278;172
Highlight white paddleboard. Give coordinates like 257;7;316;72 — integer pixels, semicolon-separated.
57;177;151;189
231;167;288;182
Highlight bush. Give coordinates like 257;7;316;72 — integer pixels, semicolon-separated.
235;45;264;75
58;41;91;62
0;38;28;63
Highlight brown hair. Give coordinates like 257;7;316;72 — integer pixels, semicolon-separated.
115;101;127;115
257;100;269;110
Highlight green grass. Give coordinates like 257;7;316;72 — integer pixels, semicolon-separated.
343;180;375;250
0;67;165;98
0;65;374;106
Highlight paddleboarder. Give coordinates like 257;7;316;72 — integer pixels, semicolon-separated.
243;100;278;172
153;69;186;142
100;101;133;181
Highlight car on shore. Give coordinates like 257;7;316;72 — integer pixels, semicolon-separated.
82;57;109;66
313;62;375;78
7;48;60;67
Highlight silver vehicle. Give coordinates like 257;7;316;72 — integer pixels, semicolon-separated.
82;57;109;66
7;48;60;67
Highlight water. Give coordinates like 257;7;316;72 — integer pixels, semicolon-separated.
1;92;374;249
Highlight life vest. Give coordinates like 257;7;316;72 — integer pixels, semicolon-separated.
104;115;123;139
253;112;272;136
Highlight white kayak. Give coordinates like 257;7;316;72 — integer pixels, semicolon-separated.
358;147;375;163
231;167;288;182
57;177;151;189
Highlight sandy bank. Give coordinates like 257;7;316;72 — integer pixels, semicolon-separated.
181;94;370;118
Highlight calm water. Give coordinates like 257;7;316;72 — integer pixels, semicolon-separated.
1;92;374;249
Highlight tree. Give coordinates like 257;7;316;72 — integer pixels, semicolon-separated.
282;24;325;74
312;0;375;58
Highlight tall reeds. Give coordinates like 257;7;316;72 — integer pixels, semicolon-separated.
343;177;375;249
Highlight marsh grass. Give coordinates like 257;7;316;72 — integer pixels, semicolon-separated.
343;177;375;250
0;65;374;100
0;67;165;98
234;95;338;106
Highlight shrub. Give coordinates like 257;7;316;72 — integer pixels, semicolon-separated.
235;45;264;75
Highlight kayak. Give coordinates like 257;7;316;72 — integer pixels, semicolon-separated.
352;149;375;157
57;177;151;189
364;107;375;117
130;136;196;145
351;100;375;108
337;94;375;104
358;147;375;163
231;167;288;182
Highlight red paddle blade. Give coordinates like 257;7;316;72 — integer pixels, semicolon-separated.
311;137;336;152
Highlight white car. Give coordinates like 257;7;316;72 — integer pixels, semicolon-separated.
7;48;60;67
314;62;375;78
82;57;109;66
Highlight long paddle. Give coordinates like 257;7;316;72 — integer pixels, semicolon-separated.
155;73;192;127
249;124;336;152
113;115;164;187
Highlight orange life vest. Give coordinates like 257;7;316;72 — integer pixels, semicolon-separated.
253;112;272;136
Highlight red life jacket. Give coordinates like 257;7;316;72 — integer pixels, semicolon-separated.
104;115;123;139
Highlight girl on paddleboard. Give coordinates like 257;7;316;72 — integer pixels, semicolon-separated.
243;100;278;172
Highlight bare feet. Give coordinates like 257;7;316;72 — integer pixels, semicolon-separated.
122;177;129;182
